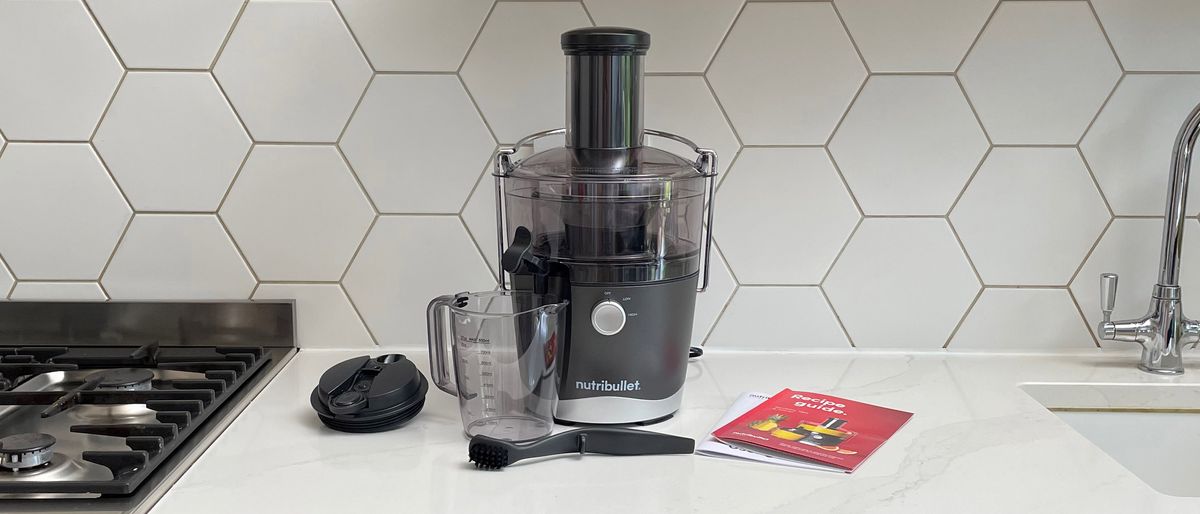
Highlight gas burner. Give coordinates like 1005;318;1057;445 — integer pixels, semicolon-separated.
0;433;55;470
87;368;154;391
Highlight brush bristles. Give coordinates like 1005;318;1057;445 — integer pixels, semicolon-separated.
468;442;510;470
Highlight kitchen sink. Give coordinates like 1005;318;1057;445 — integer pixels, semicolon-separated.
1022;383;1200;498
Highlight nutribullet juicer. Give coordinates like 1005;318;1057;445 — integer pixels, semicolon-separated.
493;27;717;424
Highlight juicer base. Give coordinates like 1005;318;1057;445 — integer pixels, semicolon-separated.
554;389;683;425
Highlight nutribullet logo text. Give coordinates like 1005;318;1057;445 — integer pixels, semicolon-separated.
575;379;641;392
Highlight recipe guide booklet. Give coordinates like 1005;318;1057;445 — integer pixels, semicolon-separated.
698;389;912;473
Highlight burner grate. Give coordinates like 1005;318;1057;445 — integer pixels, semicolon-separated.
0;345;270;496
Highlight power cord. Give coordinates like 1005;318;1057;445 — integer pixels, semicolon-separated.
688;346;704;359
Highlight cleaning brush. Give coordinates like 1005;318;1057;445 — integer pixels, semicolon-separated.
468;427;695;470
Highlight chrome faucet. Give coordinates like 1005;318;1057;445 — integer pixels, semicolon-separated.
1098;102;1200;374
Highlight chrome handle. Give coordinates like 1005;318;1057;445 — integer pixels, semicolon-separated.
1101;273;1118;323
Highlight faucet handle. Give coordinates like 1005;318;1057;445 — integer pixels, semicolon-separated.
1101;273;1119;322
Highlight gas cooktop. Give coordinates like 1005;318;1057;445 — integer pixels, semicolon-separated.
0;302;295;513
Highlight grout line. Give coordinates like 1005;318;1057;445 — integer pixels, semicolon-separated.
0;253;16;300
824;146;865;217
954;0;1001;74
701;74;745;149
1066;216;1114;287
1125;70;1200;75
1076;146;1117;218
823;73;868;147
829;0;870;75
457;216;500;288
330;0;377;73
711;235;742;285
954;73;993;146
213;143;255;214
334;143;382;215
337;215;378;283
703;0;748;75
1075;72;1123;148
5;140;91;144
375;70;459;76
819;216;864;286
698;282;739;348
208;1;248;70
88;71;126;142
946;146;993;216
340;281;382;347
742;144;828;149
714;145;743;191
214;211;261;283
457;74;502;148
1086;0;1125;73
81;0;129;70
256;280;343;285
94;214;134;296
459;152;495;217
645;72;706;77
456;1;498;74
941;286;985;349
697;0;745;75
818;284;857;348
991;143;1078;149
946;216;986;285
1066;286;1104;348
87;141;136;283
247;281;260;300
335;73;375;144
577;0;596;26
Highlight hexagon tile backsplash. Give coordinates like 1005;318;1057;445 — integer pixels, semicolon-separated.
0;0;1196;352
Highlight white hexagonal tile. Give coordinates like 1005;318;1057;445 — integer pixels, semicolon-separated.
644;76;739;175
825;219;980;348
102;214;255;299
705;287;849;349
254;284;375;349
952;148;1109;285
707;2;865;145
0;144;130;280
829;75;988;215
94;72;250;212
87;0;242;69
715;148;858;285
834;0;996;72
214;1;372;142
221;145;374;281
0;0;122;140
1081;75;1200;216
582;0;742;73
341;75;494;213
1072;219;1200;345
1091;0;1200;71
950;288;1093;350
692;247;735;346
460;2;591;144
334;0;492;72
959;1;1121;145
10;282;106;301
344;216;494;346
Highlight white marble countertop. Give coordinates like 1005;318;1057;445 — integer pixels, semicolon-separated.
148;349;1200;513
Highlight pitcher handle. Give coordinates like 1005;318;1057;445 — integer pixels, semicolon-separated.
426;294;459;395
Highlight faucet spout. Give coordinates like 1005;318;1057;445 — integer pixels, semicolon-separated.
1157;102;1200;287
